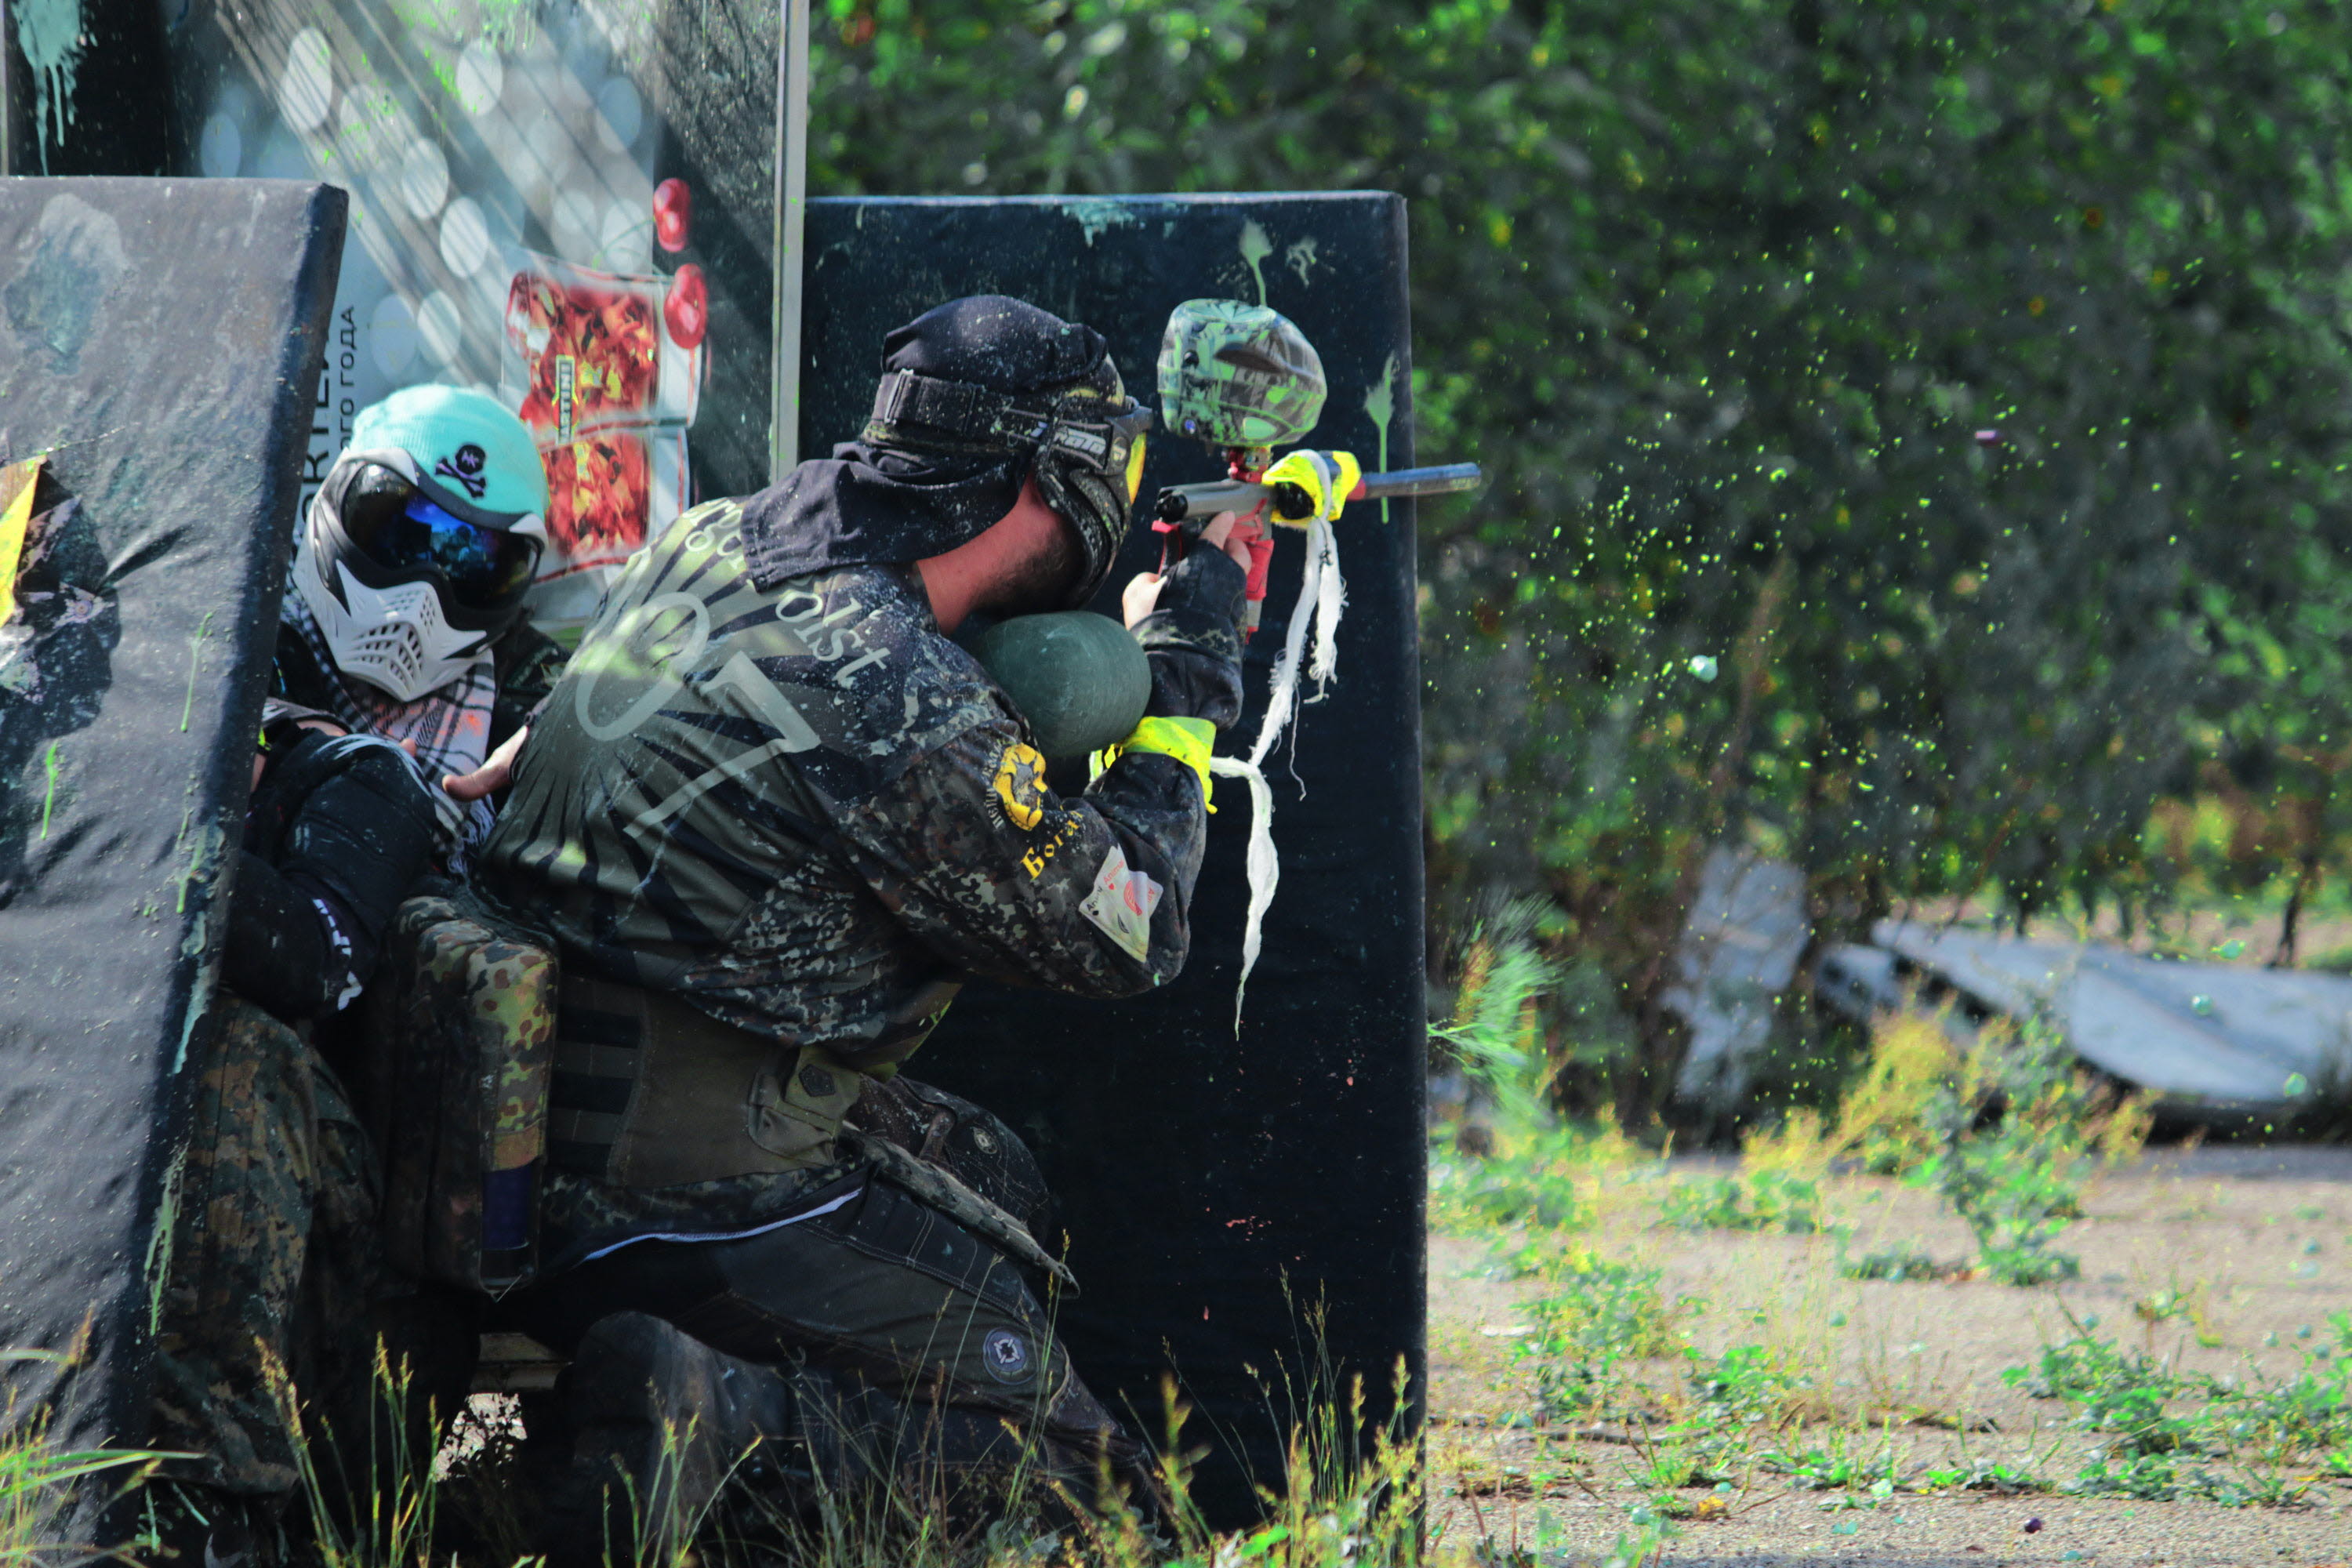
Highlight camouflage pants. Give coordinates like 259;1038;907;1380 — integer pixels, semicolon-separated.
151;994;388;1497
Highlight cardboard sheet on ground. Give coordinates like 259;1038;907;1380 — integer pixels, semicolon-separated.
0;179;341;1494
1820;920;2352;1111
800;194;1427;1526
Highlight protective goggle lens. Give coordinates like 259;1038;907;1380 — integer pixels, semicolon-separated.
1123;430;1149;503
339;467;542;609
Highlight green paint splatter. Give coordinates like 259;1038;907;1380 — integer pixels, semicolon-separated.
175;823;224;916
17;0;85;175
144;1142;188;1335
1285;237;1320;286
1064;199;1138;247
173;805;195;911
1239;220;1273;307
1363;355;1399;521
38;742;60;838
180;609;216;732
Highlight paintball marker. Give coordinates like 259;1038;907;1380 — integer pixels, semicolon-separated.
1150;299;1484;635
1147;300;1484;1029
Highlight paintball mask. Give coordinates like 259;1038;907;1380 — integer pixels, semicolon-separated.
1156;299;1327;466
862;365;1151;608
293;385;550;702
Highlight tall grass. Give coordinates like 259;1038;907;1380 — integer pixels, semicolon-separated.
270;1345;443;1568
0;1351;164;1568
293;1341;1458;1568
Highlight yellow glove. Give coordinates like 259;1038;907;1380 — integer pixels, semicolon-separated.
1092;715;1216;808
1262;448;1363;528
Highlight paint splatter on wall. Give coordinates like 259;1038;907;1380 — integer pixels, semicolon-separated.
1363;354;1398;519
1238;218;1272;307
15;0;86;173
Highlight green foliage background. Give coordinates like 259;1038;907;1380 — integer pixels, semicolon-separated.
808;0;2352;1110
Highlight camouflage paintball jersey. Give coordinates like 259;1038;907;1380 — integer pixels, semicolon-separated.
477;497;1211;1072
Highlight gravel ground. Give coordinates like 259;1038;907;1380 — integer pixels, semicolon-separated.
1426;1145;2352;1566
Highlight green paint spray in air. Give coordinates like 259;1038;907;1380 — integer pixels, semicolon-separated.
181;609;216;731
1239;220;1273;307
38;743;60;838
1363;354;1399;521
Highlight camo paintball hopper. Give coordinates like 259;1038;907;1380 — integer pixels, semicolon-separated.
1155;299;1327;459
361;894;557;1290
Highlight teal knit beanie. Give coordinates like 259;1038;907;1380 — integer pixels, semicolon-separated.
350;384;549;520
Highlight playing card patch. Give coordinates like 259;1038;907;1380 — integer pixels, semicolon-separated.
1080;843;1163;961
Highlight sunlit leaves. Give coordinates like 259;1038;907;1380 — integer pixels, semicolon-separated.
808;0;2352;1100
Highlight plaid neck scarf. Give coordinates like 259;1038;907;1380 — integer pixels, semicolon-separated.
279;590;498;858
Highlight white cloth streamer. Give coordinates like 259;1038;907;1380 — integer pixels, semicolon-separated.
1215;513;1345;1032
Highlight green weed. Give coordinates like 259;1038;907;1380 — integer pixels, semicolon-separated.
2005;1308;2352;1504
2007;1327;2188;1457
1513;1248;1684;1421
1909;1014;2143;1284
1915;1457;2049;1495
1657;1170;1824;1235
1434;915;1563;1138
1429;1128;1603;1233
1681;1345;1814;1432
1756;1436;1899;1494
1837;1243;1944;1282
273;1345;448;1568
1428;911;1657;1236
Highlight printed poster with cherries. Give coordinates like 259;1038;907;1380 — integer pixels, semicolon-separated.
159;0;788;632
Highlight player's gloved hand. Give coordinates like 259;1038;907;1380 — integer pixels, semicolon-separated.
1131;543;1247;729
281;739;442;938
232;731;442;1019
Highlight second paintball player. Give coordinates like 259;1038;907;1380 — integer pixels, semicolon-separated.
151;388;561;1560
456;295;1251;1553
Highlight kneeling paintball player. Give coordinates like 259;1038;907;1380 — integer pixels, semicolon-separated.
447;296;1252;1556
151;388;561;1559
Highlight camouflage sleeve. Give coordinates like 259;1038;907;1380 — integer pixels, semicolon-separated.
832;717;1208;996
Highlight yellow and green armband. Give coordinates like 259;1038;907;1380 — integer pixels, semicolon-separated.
1092;715;1217;807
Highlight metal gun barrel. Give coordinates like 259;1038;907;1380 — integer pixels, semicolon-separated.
1152;460;1486;528
1153;479;1265;524
1354;463;1484;499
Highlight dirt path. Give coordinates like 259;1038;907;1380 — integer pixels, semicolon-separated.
1425;1146;2352;1566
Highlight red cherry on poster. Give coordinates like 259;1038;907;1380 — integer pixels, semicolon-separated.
653;178;692;252
663;263;709;350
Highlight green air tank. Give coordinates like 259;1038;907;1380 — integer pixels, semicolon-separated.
972;612;1152;760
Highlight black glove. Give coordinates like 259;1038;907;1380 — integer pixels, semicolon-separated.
1132;546;1247;729
223;850;338;1022
233;732;441;1019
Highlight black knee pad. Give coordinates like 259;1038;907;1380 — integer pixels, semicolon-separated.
852;1076;1059;1249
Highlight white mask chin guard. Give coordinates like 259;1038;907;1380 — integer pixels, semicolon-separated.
294;549;489;702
